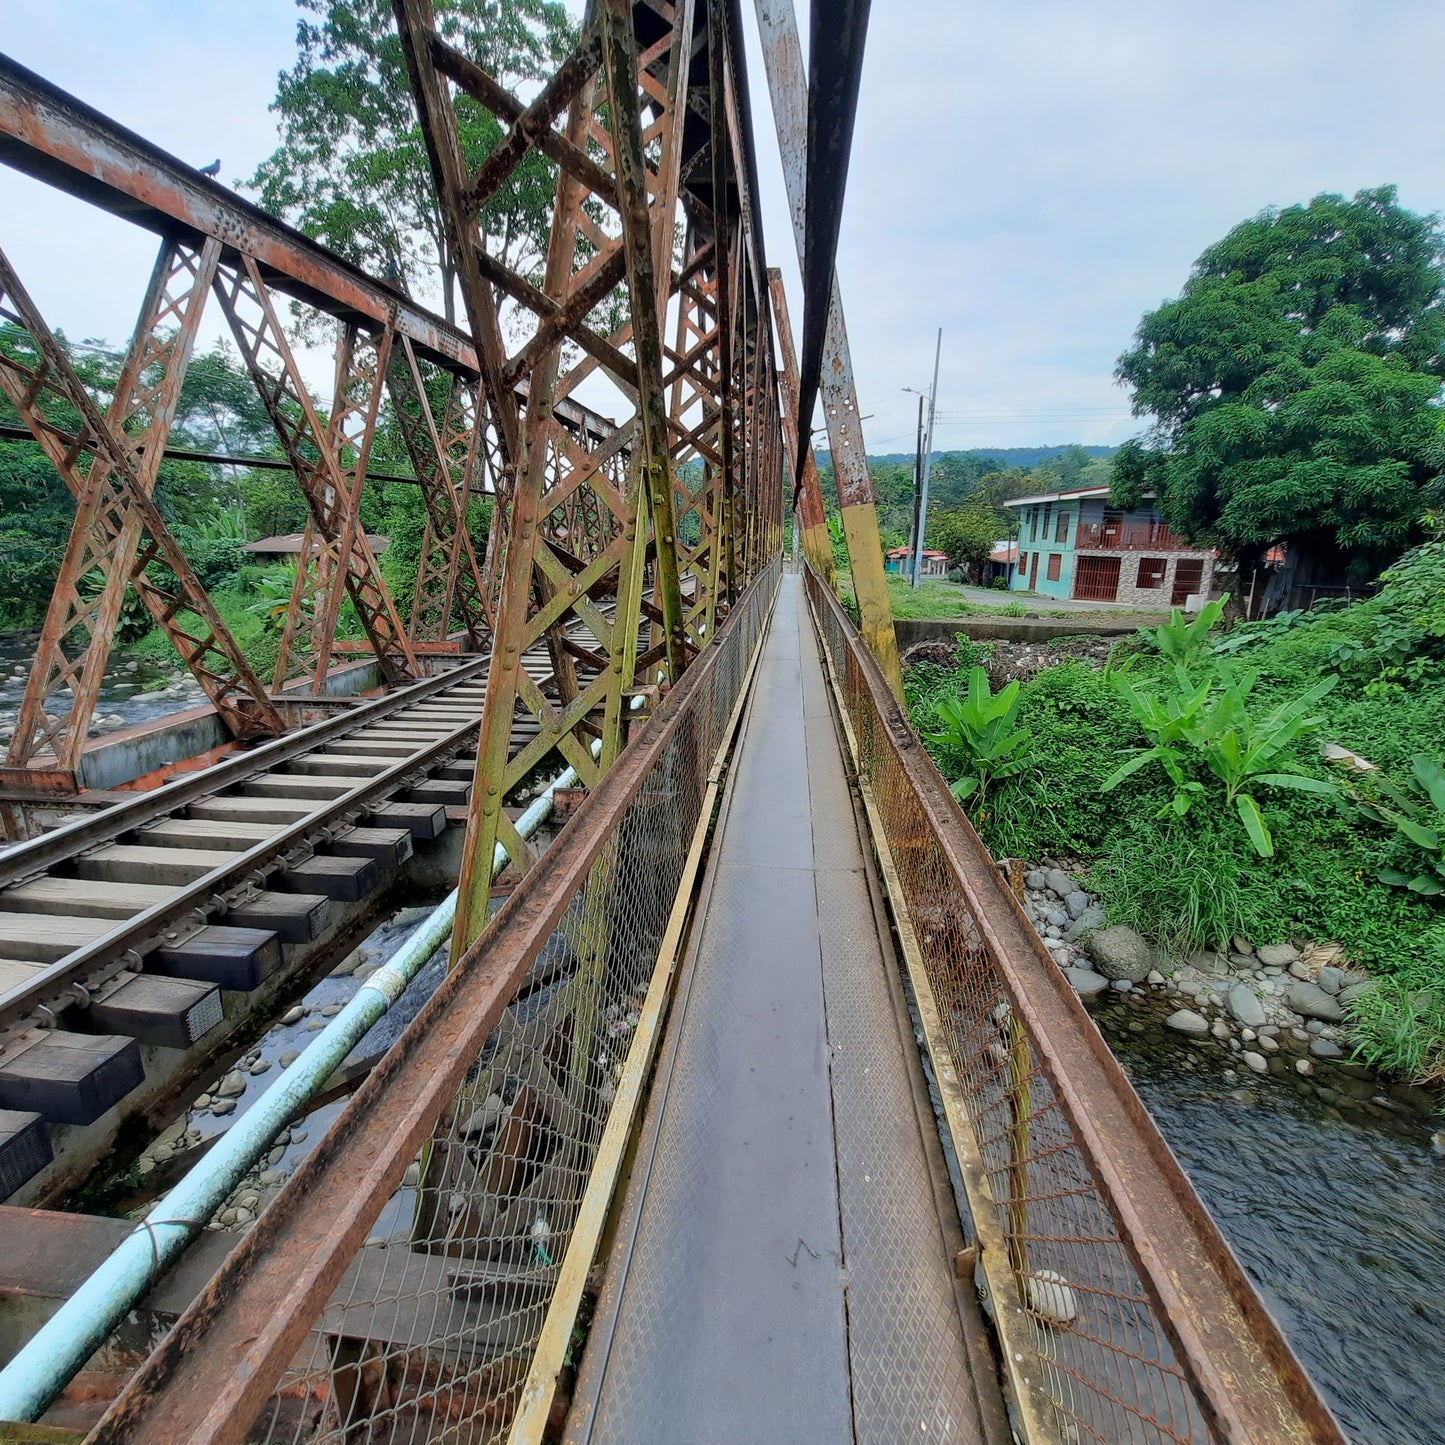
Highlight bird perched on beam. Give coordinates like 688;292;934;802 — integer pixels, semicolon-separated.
198;159;221;177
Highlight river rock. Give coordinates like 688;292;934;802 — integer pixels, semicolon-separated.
1242;1051;1268;1074
1045;907;1069;928
1025;870;1046;891
1257;943;1299;968
1044;868;1075;898
1286;982;1344;1023
1086;925;1153;982
279;1050;300;1068
1064;968;1109;999
281;1005;304;1026
1226;982;1267;1028
1165;1009;1209;1036
1316;965;1344;995
1186;949;1230;976
1023;1269;1078;1325
1064;905;1105;941
1295;1058;1314;1075
1339;982;1373;1006
210;1098;236;1116
1064;890;1091;919
1309;1038;1343;1059
1231;935;1254;956
217;1071;247;1099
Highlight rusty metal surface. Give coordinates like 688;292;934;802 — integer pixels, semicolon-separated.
803;564;1344;1445
84;561;780;1445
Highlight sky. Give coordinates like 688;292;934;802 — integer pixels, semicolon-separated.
3;0;1445;454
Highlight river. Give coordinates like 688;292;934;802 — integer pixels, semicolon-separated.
1107;1004;1445;1444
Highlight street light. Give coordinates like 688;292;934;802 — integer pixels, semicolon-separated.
905;330;942;588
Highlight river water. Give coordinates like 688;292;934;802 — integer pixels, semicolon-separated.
0;629;195;749
1110;1018;1445;1444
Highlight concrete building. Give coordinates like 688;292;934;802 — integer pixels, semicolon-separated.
1004;487;1215;607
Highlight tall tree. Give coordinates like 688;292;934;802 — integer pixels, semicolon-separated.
927;499;999;580
1115;186;1445;595
247;0;575;322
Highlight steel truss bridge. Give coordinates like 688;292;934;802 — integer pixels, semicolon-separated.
0;2;1344;1442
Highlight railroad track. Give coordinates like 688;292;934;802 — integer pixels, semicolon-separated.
0;645;563;1204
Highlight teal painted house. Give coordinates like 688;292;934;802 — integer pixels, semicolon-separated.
1003;487;1216;607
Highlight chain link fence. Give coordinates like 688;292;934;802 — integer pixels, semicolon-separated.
802;564;1339;1445
84;562;780;1445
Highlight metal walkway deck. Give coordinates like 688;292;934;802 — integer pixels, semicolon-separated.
569;575;1007;1443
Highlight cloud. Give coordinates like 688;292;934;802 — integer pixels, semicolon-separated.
743;0;1445;450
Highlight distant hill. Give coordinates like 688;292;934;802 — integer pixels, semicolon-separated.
848;444;1118;469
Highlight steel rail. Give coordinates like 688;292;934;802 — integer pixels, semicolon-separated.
804;563;1343;1443
83;562;779;1445
0;656;489;890
0;658;495;1033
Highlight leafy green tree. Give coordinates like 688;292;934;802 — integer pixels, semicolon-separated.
1115;186;1445;592
247;0;575;323
927;500;999;579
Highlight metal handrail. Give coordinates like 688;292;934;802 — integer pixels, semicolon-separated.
802;561;1342;1445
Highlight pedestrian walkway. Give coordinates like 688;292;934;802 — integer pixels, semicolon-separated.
567;574;1006;1443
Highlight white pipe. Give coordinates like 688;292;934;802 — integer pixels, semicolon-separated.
0;745;599;1423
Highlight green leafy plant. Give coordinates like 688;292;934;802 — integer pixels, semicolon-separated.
1103;664;1338;856
1141;593;1227;673
924;666;1035;810
1353;754;1445;896
1349;926;1445;1082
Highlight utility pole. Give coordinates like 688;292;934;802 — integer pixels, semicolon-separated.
912;328;942;588
907;393;925;562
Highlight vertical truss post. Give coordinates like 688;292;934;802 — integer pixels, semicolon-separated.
394;0;772;955
753;0;901;692
768;266;834;583
212;260;417;686
387;341;488;646
0;244;283;789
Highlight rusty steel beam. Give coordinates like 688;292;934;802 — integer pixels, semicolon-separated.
768;266;833;583
3;237;222;774
0;53;477;374
804;568;1345;1445
387;338;490;645
212;262;417;686
753;0;900;693
389;0;786;963
0;247;284;771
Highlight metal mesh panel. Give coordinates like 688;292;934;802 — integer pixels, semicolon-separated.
802;565;1210;1445
231;560;779;1445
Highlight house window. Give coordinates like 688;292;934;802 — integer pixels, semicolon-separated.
1029;508;1039;542
1136;556;1167;589
1046;553;1062;582
1055;509;1069;543
1042;503;1053;540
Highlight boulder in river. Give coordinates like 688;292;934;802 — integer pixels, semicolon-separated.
1064;967;1109;999
1085;925;1153;982
1044;868;1076;898
1165;1009;1210;1036
1226;982;1267;1029
1286;982;1345;1023
1064;904;1105;941
1257;942;1299;968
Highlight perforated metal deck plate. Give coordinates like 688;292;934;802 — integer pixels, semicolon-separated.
571;577;994;1443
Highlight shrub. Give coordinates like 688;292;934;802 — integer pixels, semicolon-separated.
923;667;1035;814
